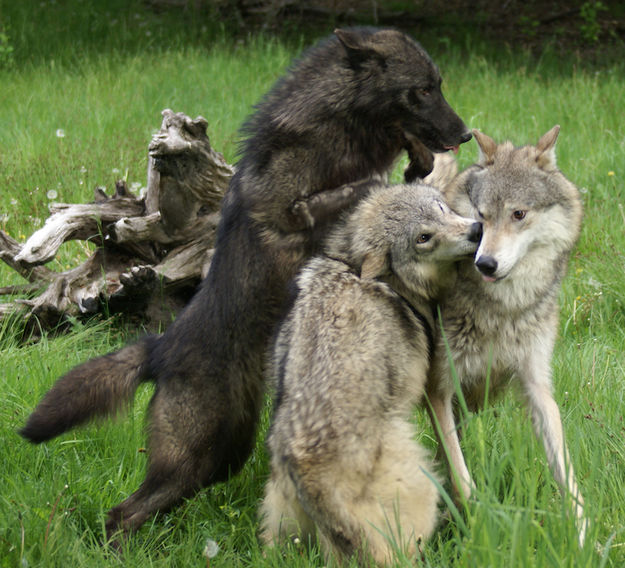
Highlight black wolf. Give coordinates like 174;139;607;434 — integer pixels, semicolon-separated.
20;27;471;539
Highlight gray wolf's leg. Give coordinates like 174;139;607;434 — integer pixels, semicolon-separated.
520;356;587;546
427;391;475;501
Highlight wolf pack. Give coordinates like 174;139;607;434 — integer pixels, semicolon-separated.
20;27;588;564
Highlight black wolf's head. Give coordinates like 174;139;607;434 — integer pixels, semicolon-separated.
334;27;471;154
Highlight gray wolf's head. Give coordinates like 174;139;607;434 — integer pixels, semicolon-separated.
443;126;583;282
327;183;482;298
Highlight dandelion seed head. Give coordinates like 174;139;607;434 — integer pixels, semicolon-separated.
47;190;58;200
203;538;220;559
56;128;66;138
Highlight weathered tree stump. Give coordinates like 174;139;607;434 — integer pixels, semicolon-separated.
0;109;234;334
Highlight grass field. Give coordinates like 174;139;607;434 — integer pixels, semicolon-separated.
1;2;624;566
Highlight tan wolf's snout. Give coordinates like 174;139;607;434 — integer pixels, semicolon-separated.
444;217;482;259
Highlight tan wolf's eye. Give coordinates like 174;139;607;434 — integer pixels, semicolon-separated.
512;210;526;220
416;234;431;244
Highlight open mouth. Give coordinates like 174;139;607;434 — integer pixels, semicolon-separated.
444;145;460;154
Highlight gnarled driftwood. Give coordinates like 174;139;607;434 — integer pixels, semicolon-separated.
0;109;233;333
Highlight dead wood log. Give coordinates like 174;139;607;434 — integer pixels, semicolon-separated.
0;109;233;334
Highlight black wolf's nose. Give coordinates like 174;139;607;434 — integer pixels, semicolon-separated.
459;131;473;144
468;222;482;243
476;255;497;276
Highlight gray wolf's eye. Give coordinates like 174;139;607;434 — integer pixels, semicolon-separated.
512;210;526;220
416;234;431;244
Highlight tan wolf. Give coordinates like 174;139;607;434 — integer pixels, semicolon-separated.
425;126;587;544
260;183;482;565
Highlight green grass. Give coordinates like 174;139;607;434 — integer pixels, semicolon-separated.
1;2;625;566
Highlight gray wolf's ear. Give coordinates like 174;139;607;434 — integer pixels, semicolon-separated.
473;129;497;166
536;124;560;170
361;251;388;280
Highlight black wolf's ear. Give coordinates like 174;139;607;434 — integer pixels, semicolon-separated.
361;251;388;279
536;124;560;170
335;28;380;68
473;129;497;166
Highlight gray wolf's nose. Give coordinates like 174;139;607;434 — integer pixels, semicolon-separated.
475;255;497;276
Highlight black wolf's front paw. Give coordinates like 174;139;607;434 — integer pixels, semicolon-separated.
403;136;434;182
290;200;316;229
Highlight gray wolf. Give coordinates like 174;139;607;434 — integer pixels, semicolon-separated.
19;27;471;540
425;126;587;544
261;183;482;565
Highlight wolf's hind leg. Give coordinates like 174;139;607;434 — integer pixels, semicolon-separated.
348;422;439;564
105;426;216;540
106;382;256;541
105;463;194;539
301;421;439;565
260;469;315;547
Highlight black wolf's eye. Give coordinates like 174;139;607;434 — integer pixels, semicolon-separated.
407;87;430;106
416;234;431;244
512;210;526;220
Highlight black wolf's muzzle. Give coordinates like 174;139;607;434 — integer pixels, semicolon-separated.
459;131;473;144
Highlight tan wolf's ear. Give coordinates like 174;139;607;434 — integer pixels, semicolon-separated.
535;124;560;170
473;129;497;166
360;251;388;280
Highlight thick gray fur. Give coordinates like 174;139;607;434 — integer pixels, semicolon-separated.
261;183;481;564
425;127;587;545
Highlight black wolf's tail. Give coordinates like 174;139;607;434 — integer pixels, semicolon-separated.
19;336;156;443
